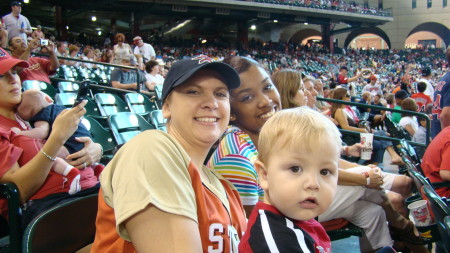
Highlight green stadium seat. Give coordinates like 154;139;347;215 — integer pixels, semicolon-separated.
124;93;159;120
150;110;167;131
108;112;154;146
21;194;98;253
57;81;79;93
94;93;129;117
22;80;57;99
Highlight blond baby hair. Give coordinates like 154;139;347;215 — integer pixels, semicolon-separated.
258;107;342;164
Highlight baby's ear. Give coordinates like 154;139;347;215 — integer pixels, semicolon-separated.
254;160;268;191
43;93;54;104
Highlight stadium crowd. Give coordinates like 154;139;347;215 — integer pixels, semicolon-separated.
1;1;450;253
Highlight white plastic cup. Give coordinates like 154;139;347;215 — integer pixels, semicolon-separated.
360;133;373;160
408;200;433;227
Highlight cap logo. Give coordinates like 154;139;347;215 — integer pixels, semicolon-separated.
192;55;213;64
0;50;6;58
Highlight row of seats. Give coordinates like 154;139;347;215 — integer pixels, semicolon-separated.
403;156;450;252
21;79;166;164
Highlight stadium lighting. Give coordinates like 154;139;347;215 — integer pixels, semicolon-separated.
273;20;278;23
91;16;97;22
98;31;102;36
304;22;308;25
24;0;29;3
250;25;256;30
66;26;69;30
201;39;207;44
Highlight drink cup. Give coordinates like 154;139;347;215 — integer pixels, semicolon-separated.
360;133;373;160
407;200;433;227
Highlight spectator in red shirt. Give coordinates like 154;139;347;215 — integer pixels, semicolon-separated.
421;126;450;198
9;36;59;84
411;81;432;113
337;66;361;89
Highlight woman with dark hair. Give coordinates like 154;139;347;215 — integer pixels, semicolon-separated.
209;56;422;253
0;48;101;228
331;88;403;165
143;59;165;91
113;33;132;65
399;98;419;138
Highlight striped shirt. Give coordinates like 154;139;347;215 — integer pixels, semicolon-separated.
239;202;331;253
208;126;264;206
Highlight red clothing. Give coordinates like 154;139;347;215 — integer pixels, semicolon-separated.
411;92;432;113
421;126;450;197
337;74;348;85
17;57;56;83
91;161;247;253
0;114;97;217
240;202;331;253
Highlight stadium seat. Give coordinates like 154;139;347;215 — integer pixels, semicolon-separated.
154;85;163;108
94;93;129;117
22;80;57;99
422;185;450;252
57;81;79;93
150;110;167;131
82;117;116;163
124;93;158;120
321;219;364;241
0;183;21;253
54;92;77;107
108;112;154;146
21;193;98;253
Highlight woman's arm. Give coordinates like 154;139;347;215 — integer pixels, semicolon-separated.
65;137;102;168
337;168;383;189
334;108;368;133
404;124;416;137
13;121;50;139
125;205;202;253
0;102;87;202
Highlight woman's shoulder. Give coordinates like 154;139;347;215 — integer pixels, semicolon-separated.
224;126;254;146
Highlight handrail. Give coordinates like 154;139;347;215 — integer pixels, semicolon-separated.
317;97;431;146
32;52;142;93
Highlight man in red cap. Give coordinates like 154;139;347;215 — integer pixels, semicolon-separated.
362;74;382;97
132;36;155;63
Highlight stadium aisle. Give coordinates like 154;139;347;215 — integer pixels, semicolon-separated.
332;236;360;252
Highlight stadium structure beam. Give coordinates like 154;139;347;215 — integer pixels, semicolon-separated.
331;25;363;36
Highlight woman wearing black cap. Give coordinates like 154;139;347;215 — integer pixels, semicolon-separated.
92;56;247;252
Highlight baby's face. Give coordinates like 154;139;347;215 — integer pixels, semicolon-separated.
17;91;47;120
260;138;339;221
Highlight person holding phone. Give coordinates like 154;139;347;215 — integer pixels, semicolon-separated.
9;36;59;83
0;48;101;228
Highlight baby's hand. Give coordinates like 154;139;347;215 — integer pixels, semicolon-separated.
11;127;21;134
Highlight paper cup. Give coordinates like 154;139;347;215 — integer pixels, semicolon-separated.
360;133;373;160
408;200;433;227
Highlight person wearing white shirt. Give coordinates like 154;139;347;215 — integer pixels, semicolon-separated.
143;60;164;91
2;1;32;43
133;36;155;62
418;67;435;101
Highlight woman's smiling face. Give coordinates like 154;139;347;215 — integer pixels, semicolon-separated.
230;65;281;137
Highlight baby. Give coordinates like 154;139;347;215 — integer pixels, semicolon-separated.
239;107;341;253
12;89;91;194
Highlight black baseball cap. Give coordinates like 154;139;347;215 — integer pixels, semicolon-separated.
395;90;409;100
421;67;431;77
339;66;348;71
11;1;22;6
161;55;240;103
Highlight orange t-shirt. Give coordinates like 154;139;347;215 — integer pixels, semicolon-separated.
91;161;247;253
